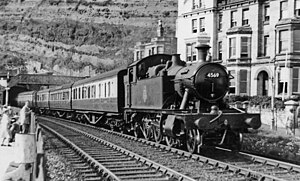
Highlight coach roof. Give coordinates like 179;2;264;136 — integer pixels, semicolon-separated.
73;68;126;87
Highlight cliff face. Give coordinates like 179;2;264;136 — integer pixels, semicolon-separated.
0;0;177;76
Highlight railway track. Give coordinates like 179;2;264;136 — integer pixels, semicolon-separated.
39;116;300;180
41;117;195;181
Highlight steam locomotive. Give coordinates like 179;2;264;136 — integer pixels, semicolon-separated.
16;44;261;153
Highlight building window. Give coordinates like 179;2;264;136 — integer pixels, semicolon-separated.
229;37;236;58
218;41;222;60
199;18;205;32
293;68;300;93
264;5;270;22
231;10;237;27
186;43;196;61
136;51;140;60
294;30;300;52
192;19;197;33
192;43;197;61
218;13;222;31
240;70;248;94
279;30;288;53
241;37;251;58
264;35;269;56
187;44;192;61
296;0;300;17
152;47;155;55
192;0;203;9
229;70;236;94
242;8;249;25
280;1;288;19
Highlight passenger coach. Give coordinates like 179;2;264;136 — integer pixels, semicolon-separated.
16;91;36;109
36;88;50;114
72;68;127;125
49;83;73;118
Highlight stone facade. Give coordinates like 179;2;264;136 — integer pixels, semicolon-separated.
133;20;177;61
177;0;300;98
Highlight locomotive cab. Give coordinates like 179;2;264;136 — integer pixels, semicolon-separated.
124;54;175;110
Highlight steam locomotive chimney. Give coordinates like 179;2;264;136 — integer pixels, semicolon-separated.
171;54;183;66
195;44;211;63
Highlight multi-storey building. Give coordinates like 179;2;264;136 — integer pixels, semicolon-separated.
133;20;177;61
177;0;300;98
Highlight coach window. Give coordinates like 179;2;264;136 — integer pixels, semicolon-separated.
93;85;96;98
92;85;95;98
88;86;91;99
91;85;96;98
78;88;81;99
108;82;111;97
99;84;101;98
105;83;107;97
82;87;85;99
76;89;78;99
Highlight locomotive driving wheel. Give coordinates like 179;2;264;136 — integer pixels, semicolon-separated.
186;129;202;153
159;114;177;147
165;136;176;147
152;114;163;143
134;115;152;140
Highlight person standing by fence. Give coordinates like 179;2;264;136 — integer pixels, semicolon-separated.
286;107;295;135
19;101;31;134
0;106;12;146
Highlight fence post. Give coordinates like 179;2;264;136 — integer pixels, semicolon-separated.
14;133;37;181
30;112;36;134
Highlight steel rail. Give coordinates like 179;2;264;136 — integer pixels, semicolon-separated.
239;151;300;172
39;116;294;181
40;117;197;181
40;123;121;181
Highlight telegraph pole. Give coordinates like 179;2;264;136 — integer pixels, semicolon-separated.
271;58;278;130
5;71;9;106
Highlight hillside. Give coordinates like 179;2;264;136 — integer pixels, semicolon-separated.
0;0;177;76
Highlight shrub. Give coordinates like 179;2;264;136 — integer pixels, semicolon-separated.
224;95;285;109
